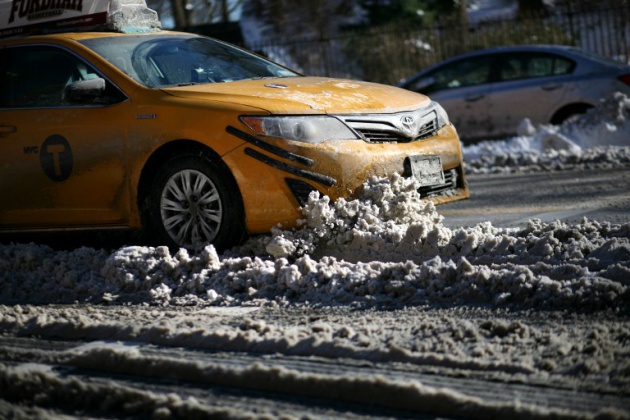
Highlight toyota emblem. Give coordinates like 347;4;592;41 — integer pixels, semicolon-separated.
400;115;417;136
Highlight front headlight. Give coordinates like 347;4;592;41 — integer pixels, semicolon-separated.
432;101;450;129
241;115;359;144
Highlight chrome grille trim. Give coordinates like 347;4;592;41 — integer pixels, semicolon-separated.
338;109;439;143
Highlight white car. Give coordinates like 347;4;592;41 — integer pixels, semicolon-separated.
398;45;630;142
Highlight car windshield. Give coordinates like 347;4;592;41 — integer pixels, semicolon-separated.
79;34;299;88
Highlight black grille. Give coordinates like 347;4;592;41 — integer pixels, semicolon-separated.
356;129;408;143
286;178;319;206
418;169;458;197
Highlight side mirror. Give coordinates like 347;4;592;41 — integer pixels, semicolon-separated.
63;78;106;103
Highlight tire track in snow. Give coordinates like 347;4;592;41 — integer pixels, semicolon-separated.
1;336;628;419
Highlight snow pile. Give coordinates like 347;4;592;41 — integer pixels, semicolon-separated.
256;174;450;262
464;92;630;174
1;172;628;311
561;92;630;148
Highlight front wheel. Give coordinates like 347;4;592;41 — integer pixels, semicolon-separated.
146;153;244;251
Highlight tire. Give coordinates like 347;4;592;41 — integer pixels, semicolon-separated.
146;152;245;251
550;104;592;126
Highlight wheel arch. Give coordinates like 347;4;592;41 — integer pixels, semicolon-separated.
137;140;244;225
550;102;593;125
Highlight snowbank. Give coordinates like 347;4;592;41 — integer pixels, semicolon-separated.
1;172;628;311
464;92;630;174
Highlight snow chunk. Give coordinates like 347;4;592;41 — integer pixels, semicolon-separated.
107;0;161;33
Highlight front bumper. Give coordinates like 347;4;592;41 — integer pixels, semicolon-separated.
224;123;468;233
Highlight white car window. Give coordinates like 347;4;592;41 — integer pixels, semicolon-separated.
427;55;494;93
498;53;574;82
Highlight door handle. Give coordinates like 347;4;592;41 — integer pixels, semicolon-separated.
0;125;17;135
542;83;562;91
465;94;485;102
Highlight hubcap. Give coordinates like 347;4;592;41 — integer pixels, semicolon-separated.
160;169;222;248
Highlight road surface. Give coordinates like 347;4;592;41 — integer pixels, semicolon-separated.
442;167;630;227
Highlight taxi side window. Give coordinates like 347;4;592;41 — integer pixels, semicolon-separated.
0;50;9;107
0;46;125;108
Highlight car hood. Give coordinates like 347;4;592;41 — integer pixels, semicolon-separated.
161;76;430;114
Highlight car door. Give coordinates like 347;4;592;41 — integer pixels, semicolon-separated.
409;55;495;140
0;44;131;229
487;52;575;137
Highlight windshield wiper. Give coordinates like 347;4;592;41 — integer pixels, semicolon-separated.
244;76;279;81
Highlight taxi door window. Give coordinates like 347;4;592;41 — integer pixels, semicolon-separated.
0;46;125;108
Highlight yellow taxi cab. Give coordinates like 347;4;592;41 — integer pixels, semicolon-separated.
0;0;468;250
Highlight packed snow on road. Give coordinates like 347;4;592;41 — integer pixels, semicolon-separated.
1;93;629;419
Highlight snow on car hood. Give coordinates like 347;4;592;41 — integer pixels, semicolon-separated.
161;76;430;114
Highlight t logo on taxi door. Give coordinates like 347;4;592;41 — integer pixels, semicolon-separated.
40;135;73;182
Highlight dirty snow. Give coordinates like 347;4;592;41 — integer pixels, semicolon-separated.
1;92;629;418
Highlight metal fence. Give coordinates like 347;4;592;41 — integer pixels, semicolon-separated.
245;3;630;86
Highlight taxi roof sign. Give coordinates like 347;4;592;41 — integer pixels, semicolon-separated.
1;0;160;38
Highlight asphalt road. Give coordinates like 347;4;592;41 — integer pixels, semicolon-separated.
440;167;630;228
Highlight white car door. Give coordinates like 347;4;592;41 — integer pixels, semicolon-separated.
487;52;575;137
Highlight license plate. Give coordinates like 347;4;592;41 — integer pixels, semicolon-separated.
409;155;444;187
